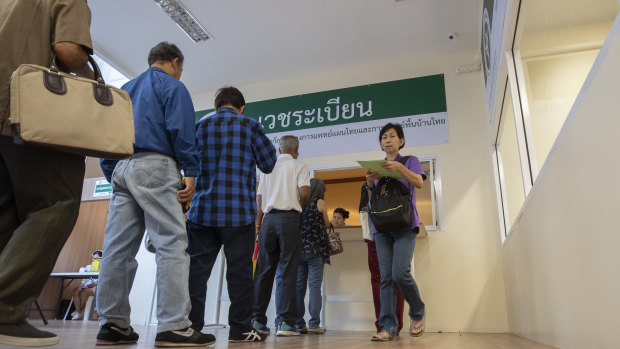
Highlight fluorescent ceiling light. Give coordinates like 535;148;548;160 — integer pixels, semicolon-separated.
154;0;212;43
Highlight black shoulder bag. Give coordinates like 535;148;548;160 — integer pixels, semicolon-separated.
369;156;413;233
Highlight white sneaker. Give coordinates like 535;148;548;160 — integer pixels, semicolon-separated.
71;312;84;320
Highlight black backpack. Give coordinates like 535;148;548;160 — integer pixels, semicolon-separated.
369;156;413;233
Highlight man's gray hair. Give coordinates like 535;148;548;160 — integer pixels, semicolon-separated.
279;135;299;151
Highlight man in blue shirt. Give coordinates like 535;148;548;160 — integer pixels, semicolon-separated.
186;87;277;342
96;42;213;346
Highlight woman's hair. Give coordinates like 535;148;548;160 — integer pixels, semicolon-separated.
92;250;102;258
309;178;326;202
379;123;405;149
333;207;350;220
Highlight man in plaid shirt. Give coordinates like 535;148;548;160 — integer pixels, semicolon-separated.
186;86;277;342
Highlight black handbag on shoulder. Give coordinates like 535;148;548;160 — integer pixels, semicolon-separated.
369;156;413;233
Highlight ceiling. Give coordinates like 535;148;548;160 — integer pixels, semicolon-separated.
522;0;618;34
88;0;483;97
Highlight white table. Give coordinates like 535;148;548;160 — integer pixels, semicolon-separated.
49;272;99;320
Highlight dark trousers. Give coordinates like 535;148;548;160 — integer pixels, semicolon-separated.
367;240;404;333
252;210;300;327
186;220;255;336
0;136;84;323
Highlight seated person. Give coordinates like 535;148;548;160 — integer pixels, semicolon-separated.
70;250;101;320
330;207;350;227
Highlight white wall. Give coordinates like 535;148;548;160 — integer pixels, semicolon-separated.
188;49;509;332
502;14;620;349
524;50;599;175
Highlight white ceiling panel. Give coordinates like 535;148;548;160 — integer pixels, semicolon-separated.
88;0;483;95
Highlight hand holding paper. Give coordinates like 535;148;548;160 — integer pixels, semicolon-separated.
357;160;405;179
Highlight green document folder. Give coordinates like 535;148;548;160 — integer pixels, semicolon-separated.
357;160;404;179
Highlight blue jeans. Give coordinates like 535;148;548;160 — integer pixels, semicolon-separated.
96;152;192;333
186;221;255;337
374;227;424;335
252;210;300;328
295;253;324;329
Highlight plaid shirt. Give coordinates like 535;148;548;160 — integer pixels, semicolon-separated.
187;108;277;227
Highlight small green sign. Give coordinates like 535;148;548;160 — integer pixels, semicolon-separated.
93;180;112;198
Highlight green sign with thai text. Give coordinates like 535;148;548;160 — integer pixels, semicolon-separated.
195;74;448;158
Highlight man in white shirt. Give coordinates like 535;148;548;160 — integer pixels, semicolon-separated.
251;135;310;337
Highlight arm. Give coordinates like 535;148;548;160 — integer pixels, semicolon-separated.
298;186;310;208
316;199;331;228
252;124;277;174
365;169;381;189
51;0;94;79
164;83;200;178
177;176;195;209
380;161;424;189
53;42;94;79
297;163;311;208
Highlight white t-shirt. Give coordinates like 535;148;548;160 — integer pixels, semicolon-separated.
257;154;310;213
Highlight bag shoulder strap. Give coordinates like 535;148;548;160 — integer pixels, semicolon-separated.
397;156;413;196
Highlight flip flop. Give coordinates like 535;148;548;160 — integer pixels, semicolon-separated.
410;316;425;337
371;331;394;341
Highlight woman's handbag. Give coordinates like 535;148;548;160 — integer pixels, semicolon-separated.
369;156;413;233
370;177;413;233
9;55;134;159
360;208;374;241
327;224;344;256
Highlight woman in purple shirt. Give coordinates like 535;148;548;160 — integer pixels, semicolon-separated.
364;123;426;341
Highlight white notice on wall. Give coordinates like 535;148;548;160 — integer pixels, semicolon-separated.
93;179;112;198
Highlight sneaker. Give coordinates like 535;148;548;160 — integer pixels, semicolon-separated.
308;327;325;334
154;327;215;347
228;329;267;342
72;312;84;320
96;323;139;345
275;323;299;337
251;321;270;335
0;322;59;347
297;326;308;334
